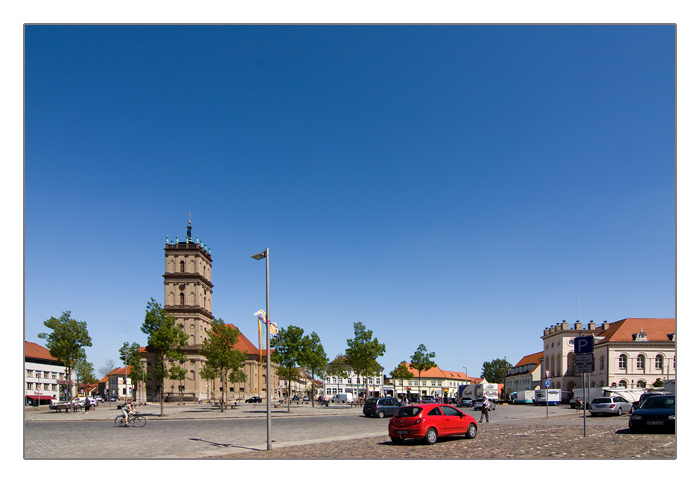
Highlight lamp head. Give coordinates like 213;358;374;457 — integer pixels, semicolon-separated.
251;250;267;260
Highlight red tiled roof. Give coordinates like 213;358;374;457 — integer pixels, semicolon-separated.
597;318;675;344
514;351;543;367
25;341;58;361
107;366;133;376
224;324;261;354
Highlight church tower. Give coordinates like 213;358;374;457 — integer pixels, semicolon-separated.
161;218;213;400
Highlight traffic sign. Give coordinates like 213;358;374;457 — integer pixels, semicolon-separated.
574;353;594;364
545;379;550;388
574;336;595;354
574;363;594;374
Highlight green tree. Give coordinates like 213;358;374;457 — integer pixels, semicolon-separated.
410;344;437;399
390;361;414;398
325;355;350;401
38;311;92;401
652;378;665;388
345;321;386;399
299;332;328;407
200;319;248;411
271;325;307;413
141;298;188;416
75;356;96;395
481;358;512;385
120;342;146;403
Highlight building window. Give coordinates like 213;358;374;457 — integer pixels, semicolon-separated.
637;380;646;388
180;292;185;305
636;355;645;370
180;260;185;273
618;354;627;370
655;354;664;370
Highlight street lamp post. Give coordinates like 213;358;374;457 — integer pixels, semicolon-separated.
251;248;271;450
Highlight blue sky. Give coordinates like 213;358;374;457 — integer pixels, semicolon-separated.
23;25;676;379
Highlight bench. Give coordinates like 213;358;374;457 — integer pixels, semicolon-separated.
49;403;72;413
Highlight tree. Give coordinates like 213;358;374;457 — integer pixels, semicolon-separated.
200;319;248;412
38;311;92;401
345;321;385;399
141;298;188;416
271;325;307;413
299;332;328;407
325;355;350;401
410;344;437;399
98;359;116;379
481;358;512;385
75;356;96;395
120;342;146;403
390;361;414;398
199;364;219;402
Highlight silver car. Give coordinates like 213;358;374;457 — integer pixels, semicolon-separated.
589;396;633;416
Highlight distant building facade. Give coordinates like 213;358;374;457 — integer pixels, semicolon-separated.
504;351;543;395
24;341;73;405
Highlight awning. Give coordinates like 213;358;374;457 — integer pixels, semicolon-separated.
27;395;55;401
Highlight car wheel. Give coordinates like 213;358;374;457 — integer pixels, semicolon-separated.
378;411;385;418
466;423;477;439
424;427;438;445
617;407;622;416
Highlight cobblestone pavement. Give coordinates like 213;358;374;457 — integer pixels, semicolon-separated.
213;420;676;459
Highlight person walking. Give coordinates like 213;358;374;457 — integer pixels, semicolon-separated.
479;397;490;423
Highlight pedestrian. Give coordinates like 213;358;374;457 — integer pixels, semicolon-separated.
84;396;90;413
575;397;582;412
479;397;490;423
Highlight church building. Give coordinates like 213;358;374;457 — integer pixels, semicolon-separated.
141;219;278;403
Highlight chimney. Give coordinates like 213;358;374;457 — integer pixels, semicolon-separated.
588;321;596;330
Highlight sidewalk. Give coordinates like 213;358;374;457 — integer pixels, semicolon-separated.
24;401;361;422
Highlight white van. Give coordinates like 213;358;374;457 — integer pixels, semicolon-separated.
331;393;354;403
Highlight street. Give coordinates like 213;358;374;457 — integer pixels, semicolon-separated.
23;402;676;459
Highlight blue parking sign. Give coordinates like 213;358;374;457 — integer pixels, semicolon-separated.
574;335;594;354
545;379;550;388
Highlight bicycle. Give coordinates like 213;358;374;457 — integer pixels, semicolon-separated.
114;412;146;428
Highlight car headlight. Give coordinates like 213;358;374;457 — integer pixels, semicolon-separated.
669;415;675;420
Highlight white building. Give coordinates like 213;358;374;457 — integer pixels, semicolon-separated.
504;351;543;395
323;356;386;399
25;341;74;405
541;318;675;398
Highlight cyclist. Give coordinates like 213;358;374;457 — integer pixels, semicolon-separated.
121;399;137;427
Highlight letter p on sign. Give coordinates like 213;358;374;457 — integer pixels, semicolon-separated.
574;335;594;354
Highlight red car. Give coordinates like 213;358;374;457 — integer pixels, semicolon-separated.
388;403;478;445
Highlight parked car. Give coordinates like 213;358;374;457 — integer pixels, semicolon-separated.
388;403;478;445
629;395;675;433
633;391;671;410
589;396;633;416
421;396;436;403
363;397;402;418
245;396;262;403
72;397;96;408
474;398;496;411
459;397;474;408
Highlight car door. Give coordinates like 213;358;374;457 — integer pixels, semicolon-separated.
426;406;447;434
439;405;467;435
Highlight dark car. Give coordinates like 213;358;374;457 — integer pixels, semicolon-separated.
632;391;671;410
363;397;401;418
629;395;675;433
245;396;262;403
388;403;478;445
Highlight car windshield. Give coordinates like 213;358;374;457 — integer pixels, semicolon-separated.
641;396;675;409
395;407;423;418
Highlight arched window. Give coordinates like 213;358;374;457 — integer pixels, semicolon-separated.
655;354;664;370
600;356;605;373
636;354;645;370
618;354;627;370
637;380;646;388
179;292;185;305
180;260;185;273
